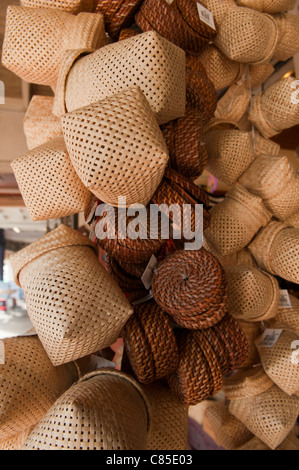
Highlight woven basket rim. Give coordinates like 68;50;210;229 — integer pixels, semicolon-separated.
224;365;274;400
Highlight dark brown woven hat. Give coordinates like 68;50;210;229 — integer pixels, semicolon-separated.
176;0;216;39
119;27;139;41
151;248;228;329
105;254;147;294
122;300;179;384
95;0;144;38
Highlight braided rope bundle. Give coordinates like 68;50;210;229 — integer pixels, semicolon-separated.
95;0;144;38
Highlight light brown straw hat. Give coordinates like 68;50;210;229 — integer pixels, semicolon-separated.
236;432;299;450
54;31;186;125
249;62;275;89
61;86;169;207
203;237;259;268
10;225;133;366
257;329;299;396
11;137;92;221
229;384;299;450
248;76;299;139
0;336;78;441
215;83;250;125
142;381;189;451
267;294;299;337
22;369;151;450
225;264;280;321
272;13;299;61
240;155;299;221
204;183;272;256
0;427;35;451
248;221;299;284
23;96;62;150
20;0;95;12
237;0;296;14
1;6;107;89
223;366;274;400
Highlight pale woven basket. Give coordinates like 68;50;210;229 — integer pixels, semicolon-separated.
229;384;299;450
0;336;78;441
248;76;299;139
54;31;186;125
215;6;279;64
225;264;280;322
22;370;151;450
236;432;299;451
0;427;35;451
203;236;258;269
223;366;274;401
20;0;95;13
2;6;107;89
215;84;251;125
273;13;299;61
61;87;169;207
199;0;237;25
237;0;296;14
204;184;272;256
267;294;299;337
11;137;92;222
249;62;275;89
23;96;62;150
10;225;133;366
285;211;299;228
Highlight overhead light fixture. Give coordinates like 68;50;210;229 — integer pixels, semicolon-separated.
13;227;20;233
282;70;294;79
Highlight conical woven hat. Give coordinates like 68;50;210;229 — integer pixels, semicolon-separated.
0;336;78;440
10;225;133;366
23;96;62;150
215;84;251;125
1;6;107;89
248;77;299;139
95;0;144;39
20;0;95;13
204;402;254;450
22;370;151;450
257;329;299;396
62;87;169;207
273;13;299;61
237;0;296;14
142;381;189;451
55;31;186;124
229;384;299;450
225;264;280;321
215;6;279;64
267;294;299;337
204;184;272;256
223;366;274;400
0;427;35;451
240;155;299;220
236;319;262;368
11;137;92;222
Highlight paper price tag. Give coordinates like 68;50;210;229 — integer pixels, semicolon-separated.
0;340;4;365
141;255;158;290
279;290;292;308
197;3;216;30
90;355;115;370
257;329;283;348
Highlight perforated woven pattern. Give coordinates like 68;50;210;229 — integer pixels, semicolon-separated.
0;427;34;451
249;77;299;138
273;13;299;61
249;62;275;89
11;137;92;222
270;227;299;284
62;87;169;207
240;155;299;220
199;0;236;25
95;0;144;38
22;371;150;450
236;319;261;368
229;384;299;450
20;0;95;12
0;336;78;440
204;184;271;256
268;294;299;337
215;6;279;64
23;96;62;150
2;6;107;88
63;31;186;125
237;0;296;13
198;45;241;91
215;84;250;124
223;366;274;400
285;211;299;228
225;264;279;321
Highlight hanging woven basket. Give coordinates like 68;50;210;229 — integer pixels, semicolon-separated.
10;225;133;366
223;366;274;401
272;13;299;61
237;0;296;14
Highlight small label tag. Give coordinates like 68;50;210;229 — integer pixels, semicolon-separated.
279;290;292;308
197;3;216;30
165;0;174;4
0;340;4;365
141;255;158;290
90;355;115;370
257;329;283;348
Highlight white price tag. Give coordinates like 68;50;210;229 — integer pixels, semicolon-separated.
90;355;115;370
197;3;216;30
257;329;283;348
279;290;292;308
141;255;158;290
0;340;4;365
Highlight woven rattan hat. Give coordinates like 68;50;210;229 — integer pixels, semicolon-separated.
223;366;274;401
10;225;133;366
273;13;299;61
23;96;63;150
105;255;148;298
203;236;258;269
248;221;299;284
123;301;179;384
215;84;250;125
240;155;299;221
0;427;34;451
62;87;169;207
0;336;78;440
267;294;299;337
22;369;151;450
236;320;262;368
204;184;272;256
257;329;299;396
95;0;143;38
151;248;228;330
143;381;189;451
2;6;107;89
225;264;280;322
11;137;92;222
236;432;299;451
54;31;186;124
248;76;299;139
237;0;296;13
215;6;279;64
20;0;95;12
204;402;254;450
229;384;299;450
